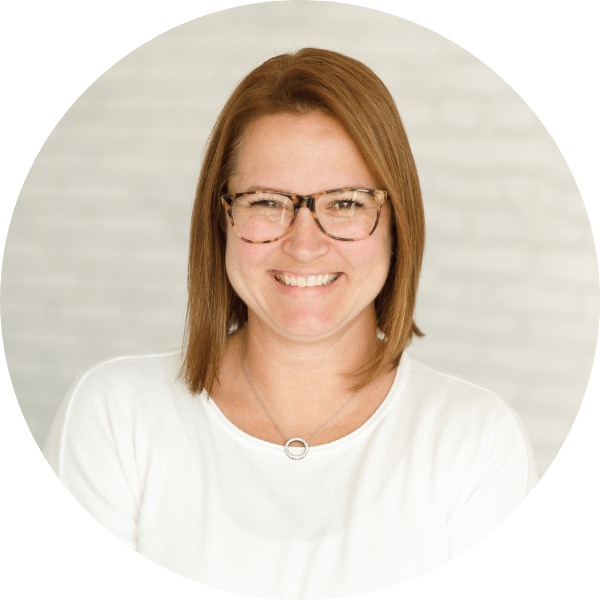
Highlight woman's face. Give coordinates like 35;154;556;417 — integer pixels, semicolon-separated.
226;112;392;341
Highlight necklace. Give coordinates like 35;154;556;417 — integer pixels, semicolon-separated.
239;328;360;460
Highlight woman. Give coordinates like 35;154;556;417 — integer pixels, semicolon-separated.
43;49;537;599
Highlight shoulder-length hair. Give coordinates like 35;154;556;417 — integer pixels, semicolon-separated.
182;48;424;395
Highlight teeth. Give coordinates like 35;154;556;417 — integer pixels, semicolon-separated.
275;272;338;287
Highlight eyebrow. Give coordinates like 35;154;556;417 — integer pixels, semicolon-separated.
242;184;374;194
244;185;287;193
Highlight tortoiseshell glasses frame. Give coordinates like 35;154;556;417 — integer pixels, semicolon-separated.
221;188;388;244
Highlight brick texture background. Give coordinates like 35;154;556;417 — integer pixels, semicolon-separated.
1;3;598;476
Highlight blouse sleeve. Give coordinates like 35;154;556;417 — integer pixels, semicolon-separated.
43;365;144;550
446;404;539;558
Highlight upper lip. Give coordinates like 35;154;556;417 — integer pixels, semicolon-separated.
270;269;341;276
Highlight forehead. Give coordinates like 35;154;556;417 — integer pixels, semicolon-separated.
232;112;376;195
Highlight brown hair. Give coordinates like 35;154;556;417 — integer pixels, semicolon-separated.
182;48;424;395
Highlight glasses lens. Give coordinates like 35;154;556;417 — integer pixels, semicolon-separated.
232;192;294;242
316;190;379;240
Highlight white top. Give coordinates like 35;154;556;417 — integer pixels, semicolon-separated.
43;350;538;600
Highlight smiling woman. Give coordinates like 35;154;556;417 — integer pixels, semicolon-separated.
216;111;395;457
183;50;425;400
42;48;537;599
226;113;391;338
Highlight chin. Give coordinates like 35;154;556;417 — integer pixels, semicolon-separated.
270;309;340;339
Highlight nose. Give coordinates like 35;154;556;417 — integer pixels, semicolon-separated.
282;206;328;262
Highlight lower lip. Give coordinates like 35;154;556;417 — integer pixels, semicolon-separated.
270;272;341;295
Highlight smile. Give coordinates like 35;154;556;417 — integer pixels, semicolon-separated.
273;271;341;287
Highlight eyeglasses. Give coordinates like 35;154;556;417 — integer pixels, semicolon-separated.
221;188;387;243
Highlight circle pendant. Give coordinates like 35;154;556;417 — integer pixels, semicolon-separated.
285;438;309;460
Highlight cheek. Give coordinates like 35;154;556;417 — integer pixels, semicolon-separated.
359;238;392;302
225;233;272;292
225;230;245;293
349;227;392;274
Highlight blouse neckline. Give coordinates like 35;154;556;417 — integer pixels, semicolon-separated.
204;352;411;458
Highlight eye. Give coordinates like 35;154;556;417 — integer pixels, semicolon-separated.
331;200;364;210
250;199;286;209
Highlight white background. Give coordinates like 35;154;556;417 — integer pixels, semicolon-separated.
4;0;596;478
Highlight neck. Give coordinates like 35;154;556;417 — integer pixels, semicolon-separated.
239;309;381;424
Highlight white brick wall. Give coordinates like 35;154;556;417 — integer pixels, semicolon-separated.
1;2;598;476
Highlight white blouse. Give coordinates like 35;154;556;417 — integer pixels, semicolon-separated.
43;350;538;599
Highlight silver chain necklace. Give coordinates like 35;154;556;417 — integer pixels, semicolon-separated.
239;328;360;460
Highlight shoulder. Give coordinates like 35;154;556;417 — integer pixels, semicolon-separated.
43;350;190;470
76;349;182;384
43;351;181;475
398;354;535;467
397;353;538;491
68;349;190;423
400;353;519;425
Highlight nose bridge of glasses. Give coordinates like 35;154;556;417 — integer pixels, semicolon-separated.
290;196;319;231
294;195;316;212
289;196;324;239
